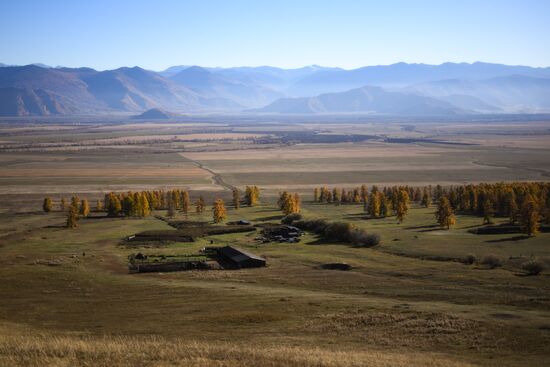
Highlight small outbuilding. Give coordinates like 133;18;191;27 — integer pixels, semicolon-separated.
215;246;266;269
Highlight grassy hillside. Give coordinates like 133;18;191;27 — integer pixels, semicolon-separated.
0;199;548;366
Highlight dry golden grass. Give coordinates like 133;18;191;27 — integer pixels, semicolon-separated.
0;327;472;367
0;167;209;178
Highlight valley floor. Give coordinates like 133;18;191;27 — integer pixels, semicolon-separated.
0;118;549;366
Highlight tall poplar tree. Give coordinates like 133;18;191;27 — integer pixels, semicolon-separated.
436;197;456;229
212;199;227;223
232;188;240;210
42;197;52;213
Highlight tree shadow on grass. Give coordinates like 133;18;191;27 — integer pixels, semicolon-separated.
343;213;368;220
43;224;66;229
307;237;341;246
404;224;439;230
253;208;282;213
254;215;284;222
462;223;484;229
485;235;530;243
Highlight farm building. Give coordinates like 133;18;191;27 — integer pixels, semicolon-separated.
213;246;266;269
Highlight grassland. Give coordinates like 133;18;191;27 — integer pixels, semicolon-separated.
0;118;549;365
0;199;549;366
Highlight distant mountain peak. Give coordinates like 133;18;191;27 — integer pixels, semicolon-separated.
132;108;172;120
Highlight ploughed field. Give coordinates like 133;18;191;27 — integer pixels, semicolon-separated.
0;118;550;366
1;119;550;201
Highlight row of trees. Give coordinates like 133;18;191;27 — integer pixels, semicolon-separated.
42;195;91;228
437;182;549;235
314;185;412;222
43;186;261;228
313;182;549;235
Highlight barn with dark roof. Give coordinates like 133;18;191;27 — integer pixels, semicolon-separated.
215;246;266;269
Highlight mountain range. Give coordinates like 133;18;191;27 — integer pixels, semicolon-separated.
1;62;549;116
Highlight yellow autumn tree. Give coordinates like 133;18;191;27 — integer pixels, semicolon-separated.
196;195;206;214
436;197;456;229
212;198;227;223
42;197;52;213
66;206;79;229
520;195;539;236
80;199;90;217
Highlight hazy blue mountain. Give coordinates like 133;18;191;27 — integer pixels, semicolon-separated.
287;62;550;97
82;66;207;112
0;65;238;115
0;65;99;114
0;87;76;116
1;62;549;116
169;66;282;107
210;65;341;91
252;86;466;115
436;94;501;113
132;108;172;120
158;65;191;77
406;75;550;112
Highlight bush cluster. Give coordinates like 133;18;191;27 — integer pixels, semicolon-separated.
287;218;380;247
281;213;302;225
521;260;545;275
481;254;503;269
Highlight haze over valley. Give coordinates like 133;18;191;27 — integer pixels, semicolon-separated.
1;61;550;116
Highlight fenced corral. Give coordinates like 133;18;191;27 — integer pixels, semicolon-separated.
128;253;211;273
128;246;266;273
167;220;257;237
129;260;210;273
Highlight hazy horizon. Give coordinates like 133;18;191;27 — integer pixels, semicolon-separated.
3;60;550;73
1;0;549;70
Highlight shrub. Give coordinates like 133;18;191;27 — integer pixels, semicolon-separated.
481;254;503;269
292;218;380;247
350;229;380;247
281;213;302;225
463;254;477;265
293;219;329;234
324;221;354;242
522;260;545;275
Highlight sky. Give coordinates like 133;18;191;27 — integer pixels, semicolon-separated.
0;0;548;71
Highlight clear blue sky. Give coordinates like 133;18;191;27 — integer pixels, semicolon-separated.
0;0;548;70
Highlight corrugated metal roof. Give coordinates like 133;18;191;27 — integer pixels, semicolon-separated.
218;246;265;263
